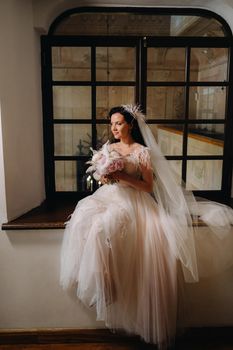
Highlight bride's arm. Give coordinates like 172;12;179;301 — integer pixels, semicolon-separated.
110;166;153;193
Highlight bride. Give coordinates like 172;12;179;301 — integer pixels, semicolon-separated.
60;105;233;349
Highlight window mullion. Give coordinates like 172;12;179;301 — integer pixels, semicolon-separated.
182;46;191;183
42;39;56;198
91;46;97;150
138;37;147;110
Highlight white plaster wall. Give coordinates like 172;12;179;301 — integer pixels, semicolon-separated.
0;105;7;225
0;0;45;221
0;229;104;329
0;228;233;330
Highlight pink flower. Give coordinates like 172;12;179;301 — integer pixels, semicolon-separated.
86;142;124;181
106;159;124;174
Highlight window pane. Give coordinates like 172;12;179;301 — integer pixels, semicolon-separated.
147;87;185;119
54;13;226;37
55;159;93;192
96;124;111;148
53;86;91;119
188;124;224;156
55;161;77;191
186;160;222;190
96;86;135;118
52;47;91;81
168;160;182;185
147;48;186;81
189;86;226;119
54;124;92;156
148;124;159;141
96;47;135;81
190;48;228;82
156;124;183;156
170;16;225;37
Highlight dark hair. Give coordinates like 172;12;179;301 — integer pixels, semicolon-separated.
108;106;146;146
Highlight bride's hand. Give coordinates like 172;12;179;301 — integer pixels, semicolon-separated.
100;175;110;184
109;171;125;182
101;171;126;184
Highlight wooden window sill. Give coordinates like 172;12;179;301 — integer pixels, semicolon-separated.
1;199;77;230
1;197;211;231
3;196;232;231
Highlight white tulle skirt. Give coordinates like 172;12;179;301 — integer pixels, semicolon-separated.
60;183;233;349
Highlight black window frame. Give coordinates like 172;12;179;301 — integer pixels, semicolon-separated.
41;7;233;204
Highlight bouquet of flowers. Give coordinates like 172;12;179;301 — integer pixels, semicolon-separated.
86;141;124;182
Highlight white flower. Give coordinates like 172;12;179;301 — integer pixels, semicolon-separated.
86;141;124;181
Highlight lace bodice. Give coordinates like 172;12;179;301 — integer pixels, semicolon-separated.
112;144;152;180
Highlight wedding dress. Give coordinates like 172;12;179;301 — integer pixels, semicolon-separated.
60;105;233;349
60;144;233;348
60;145;179;347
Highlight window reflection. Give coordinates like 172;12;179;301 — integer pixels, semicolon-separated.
52;47;91;81
55;161;77;191
186;160;222;190
54;13;226;37
147;87;185;119
154;124;183;156
168;160;182;185
54;124;92;156
147;47;186;82
189;86;226;119
190;48;228;82
187;124;224;156
53;86;92;119
96;47;135;81
96;124;110;149
96;86;135;118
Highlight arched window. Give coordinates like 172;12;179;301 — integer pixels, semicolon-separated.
41;8;233;203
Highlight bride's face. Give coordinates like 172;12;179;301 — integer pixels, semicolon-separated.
110;113;131;140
